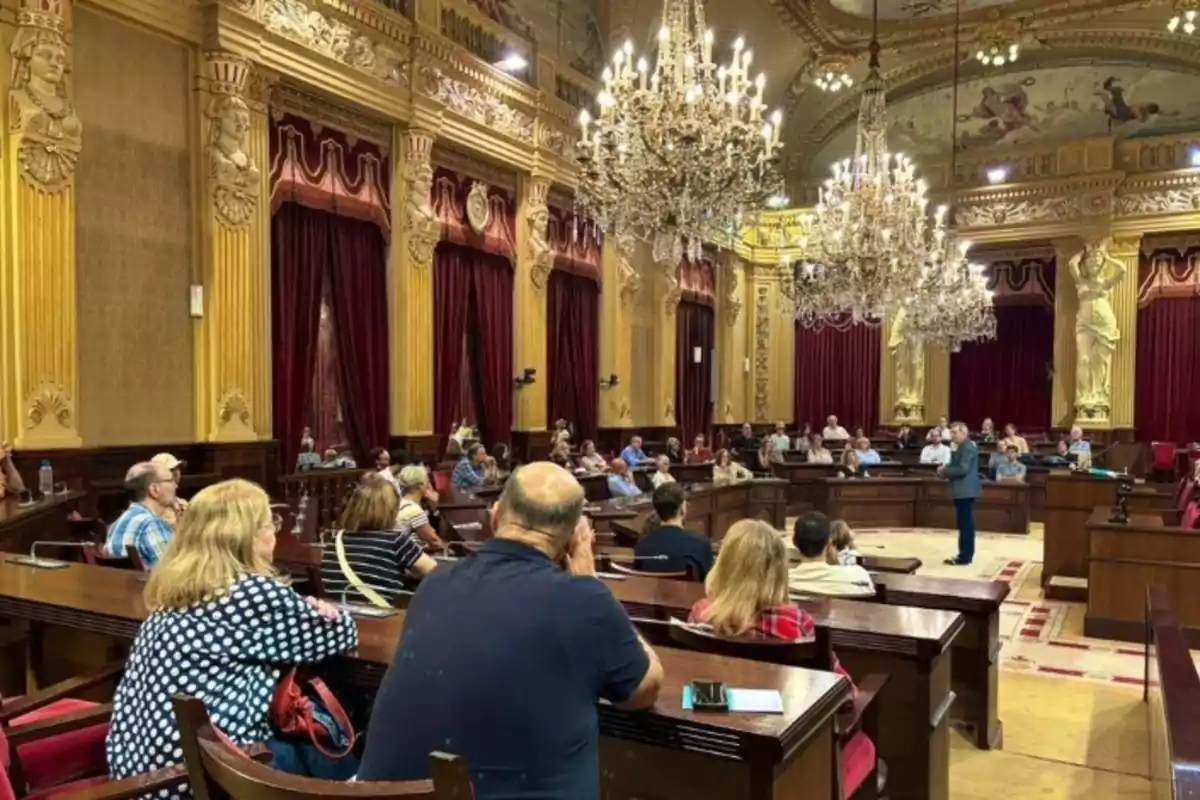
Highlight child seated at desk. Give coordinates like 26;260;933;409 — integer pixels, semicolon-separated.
828;520;862;567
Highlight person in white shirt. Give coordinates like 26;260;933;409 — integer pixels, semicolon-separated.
937;417;952;441
372;447;399;489
920;431;952;465
788;512;875;598
650;455;676;489
806;434;833;464
822;415;850;441
769;423;790;454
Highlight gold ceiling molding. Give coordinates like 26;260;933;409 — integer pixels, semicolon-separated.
952;173;1124;229
259;0;409;84
420;67;534;142
1115;173;1200;218
409;33;537;111
432;144;519;192
270;84;392;147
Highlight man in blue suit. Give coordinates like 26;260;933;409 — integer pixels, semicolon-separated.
939;421;981;566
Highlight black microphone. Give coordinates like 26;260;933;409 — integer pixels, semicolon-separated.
8;540;95;570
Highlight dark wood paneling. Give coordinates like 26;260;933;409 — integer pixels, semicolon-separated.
510;429;554;464
387;435;442;467
1146;585;1200;799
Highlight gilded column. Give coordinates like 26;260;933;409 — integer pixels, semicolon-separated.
598;232;636;429
714;254;746;424
1101;235;1140;430
193;52;270;442
925;344;950;424
655;262;681;428
0;0;83;447
389;124;440;437
1051;238;1083;427
879;312;898;426
512;172;552;433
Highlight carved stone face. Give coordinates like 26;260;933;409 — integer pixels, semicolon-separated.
219;102;250;144
29;41;66;86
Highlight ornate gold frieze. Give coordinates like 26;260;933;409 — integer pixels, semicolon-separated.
616;231;641;308
261;0;408;84
957;196;1081;228
9;0;83;192
754;286;770;422
205;52;261;230
1115;174;1200;217
25;380;73;432
423;68;534;141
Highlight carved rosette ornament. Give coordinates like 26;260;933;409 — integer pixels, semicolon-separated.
216;387;255;438
466;181;491;234
401;130;439;270
25;380;73;432
9;0;82;192
204;53;261;230
524;177;553;289
616;230;641;308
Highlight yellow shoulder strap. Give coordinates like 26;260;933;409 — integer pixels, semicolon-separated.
334;530;392;609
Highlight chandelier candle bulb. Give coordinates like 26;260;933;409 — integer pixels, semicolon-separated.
703;29;714;64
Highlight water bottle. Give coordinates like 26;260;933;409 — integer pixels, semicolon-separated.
38;460;53;495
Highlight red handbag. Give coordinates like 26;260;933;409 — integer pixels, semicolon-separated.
269;669;357;759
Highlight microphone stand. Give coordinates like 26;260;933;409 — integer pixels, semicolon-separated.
8;540;94;570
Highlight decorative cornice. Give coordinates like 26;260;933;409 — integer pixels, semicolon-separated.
261;0;409;84
422;67;535;142
270;84;391;147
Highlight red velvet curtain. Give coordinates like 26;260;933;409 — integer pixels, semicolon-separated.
547;270;599;441
1136;248;1200;442
949;305;1054;430
434;241;514;447
311;298;344;454
793;319;880;432
327;215;390;465
271;202;328;472
676;301;715;444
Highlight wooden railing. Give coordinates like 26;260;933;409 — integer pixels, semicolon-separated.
1145;585;1200;799
278;468;366;531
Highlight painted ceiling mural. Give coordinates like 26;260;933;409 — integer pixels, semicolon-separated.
465;0;605;75
810;64;1200;174
828;0;1019;19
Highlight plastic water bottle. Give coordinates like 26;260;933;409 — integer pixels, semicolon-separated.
38;460;53;495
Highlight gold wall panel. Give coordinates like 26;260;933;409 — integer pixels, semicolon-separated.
1052;238;1082;427
1107;236;1141;430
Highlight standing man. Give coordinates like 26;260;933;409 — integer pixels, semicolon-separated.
939;422;981;566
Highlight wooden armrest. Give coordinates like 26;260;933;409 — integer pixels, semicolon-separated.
49;764;189;800
836;673;889;737
0;660;125;722
6;703;113;747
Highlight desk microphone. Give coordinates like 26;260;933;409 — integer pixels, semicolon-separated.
599;554;670;564
8;541;94;570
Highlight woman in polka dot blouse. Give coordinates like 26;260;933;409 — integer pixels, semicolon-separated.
105;479;358;796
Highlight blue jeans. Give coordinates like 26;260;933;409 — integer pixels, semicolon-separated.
268;738;359;780
954;498;976;563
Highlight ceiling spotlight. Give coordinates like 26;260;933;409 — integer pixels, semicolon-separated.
810;53;854;93
494;54;528;73
986;166;1009;185
1168;0;1199;33
1190;149;1200;167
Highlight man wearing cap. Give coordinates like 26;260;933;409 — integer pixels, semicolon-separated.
150;453;189;526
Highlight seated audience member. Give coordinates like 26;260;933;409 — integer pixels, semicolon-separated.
300;426;315;451
770;422;790;454
295;439;322;472
634;482;712;580
854;437;881;466
321;476;437;604
607;459;643;498
358;463;663;796
1001;423;1030;454
980;418;997;443
0;440;25;500
829;520;861;566
106;461;177;568
444;422;474;460
578;440;608;472
491;442;512;472
853;426;866;441
731;422;761;452
372;447;398;489
1068;426;1091;458
1044;439;1072;466
661;437;682;464
620;435;652;467
483;455;504;485
549;440;573;469
794;422;813;453
650;455;676;489
712;449;753;484
807;434;833;464
396;465;445;549
451;443;488;491
789;511;875;597
766;438;784;465
937;416;952;440
994;445;1027;483
150;452;189;527
895;424;916;449
686;434;714;464
822;415;850;441
839;448;863;477
920;431;952;465
550;418;572;449
106;479;360;783
319;448;356;469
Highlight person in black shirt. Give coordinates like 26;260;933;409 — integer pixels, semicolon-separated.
633;482;714;580
895;424;916;449
731;422;761;452
664;437;685;463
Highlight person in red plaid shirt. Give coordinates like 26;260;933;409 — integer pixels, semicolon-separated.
687;519;856;696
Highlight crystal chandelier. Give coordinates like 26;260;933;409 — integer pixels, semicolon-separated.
811;53;854;93
1168;0;1199;34
904;244;996;351
574;0;784;263
974;20;1022;67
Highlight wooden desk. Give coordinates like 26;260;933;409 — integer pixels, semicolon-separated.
1085;509;1200;644
1146;585;1200;800
0;490;86;554
579;480;787;543
0;560;848;800
813;478;1030;534
1043;472;1170;592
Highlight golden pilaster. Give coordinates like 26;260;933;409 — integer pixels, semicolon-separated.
1052;238;1083;427
1105;235;1141;430
654;261;681;428
925;344;950;425
746;269;793;424
0;0;83;447
389;124;440;436
598;232;636;429
714;254;747;425
513;172;552;432
193;51;271;442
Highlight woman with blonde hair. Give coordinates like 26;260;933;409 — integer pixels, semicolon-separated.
320;474;438;606
578;439;607;472
712;449;752;485
396;464;444;549
106;479;359;786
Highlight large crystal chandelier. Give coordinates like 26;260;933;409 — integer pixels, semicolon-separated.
904;246;996;351
574;0;783;263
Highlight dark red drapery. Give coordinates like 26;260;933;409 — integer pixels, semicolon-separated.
271;202;328;472
434;241;514;447
547;270;599;441
1136;248;1200;442
793;319;880;432
676;301;715;444
949;304;1054;430
327;215;390;465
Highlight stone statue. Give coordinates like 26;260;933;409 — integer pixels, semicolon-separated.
888;308;925;419
1069;238;1127;416
208;94;261;228
402;151;439;269
526;203;553;288
9;19;83;191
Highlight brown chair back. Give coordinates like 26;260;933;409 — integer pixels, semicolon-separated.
172;696;474;799
608;561;692;581
668;622;835;670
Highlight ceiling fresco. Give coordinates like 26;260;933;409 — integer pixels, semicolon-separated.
828;0;1020;20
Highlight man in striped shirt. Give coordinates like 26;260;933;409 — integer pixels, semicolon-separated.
105;462;177;568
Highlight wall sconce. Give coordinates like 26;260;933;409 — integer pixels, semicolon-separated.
599;373;620;389
513;368;537;389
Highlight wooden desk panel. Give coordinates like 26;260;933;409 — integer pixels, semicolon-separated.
818;478;923;528
770;462;839;514
0;491;86;555
916;482;1030;535
1146;586;1200;800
